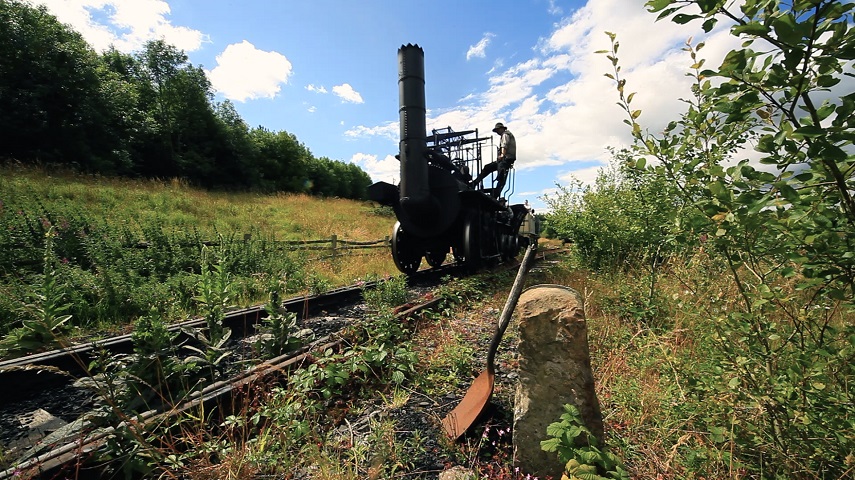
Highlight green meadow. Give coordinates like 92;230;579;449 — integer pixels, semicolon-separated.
0;164;399;350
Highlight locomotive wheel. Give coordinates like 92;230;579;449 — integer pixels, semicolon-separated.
501;233;519;260
463;213;481;270
479;212;500;267
392;222;422;275
452;246;465;263
425;250;447;268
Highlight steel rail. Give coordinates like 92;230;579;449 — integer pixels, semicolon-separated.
1;297;444;479
0;247;562;477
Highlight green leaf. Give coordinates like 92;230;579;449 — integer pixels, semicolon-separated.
733;23;771;36
541;438;560;452
645;0;672;13
816;103;836;122
696;0;720;13
772;14;799;44
795;171;814;182
673;13;701;24
655;7;681;21
816;75;841;88
793;126;824;138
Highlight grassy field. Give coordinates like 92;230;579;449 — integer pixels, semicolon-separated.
1;165;851;479
0;164;399;349
0;163;395;242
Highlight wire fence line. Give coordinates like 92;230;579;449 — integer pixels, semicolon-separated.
281;234;392;261
6;234;392;267
126;234;391;251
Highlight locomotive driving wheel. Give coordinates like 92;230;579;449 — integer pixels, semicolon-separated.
391;222;422;275
425;249;447;268
500;233;519;261
452;246;465;264
462;212;481;271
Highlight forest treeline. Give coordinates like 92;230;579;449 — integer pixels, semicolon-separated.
0;0;372;199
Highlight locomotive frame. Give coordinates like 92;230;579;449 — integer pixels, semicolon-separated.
368;44;531;275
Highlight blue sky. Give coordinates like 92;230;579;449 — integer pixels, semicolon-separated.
37;0;743;211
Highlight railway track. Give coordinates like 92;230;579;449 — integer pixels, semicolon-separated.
0;247;563;478
0;262;463;477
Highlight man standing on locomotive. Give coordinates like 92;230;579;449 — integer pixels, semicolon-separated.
470;122;516;197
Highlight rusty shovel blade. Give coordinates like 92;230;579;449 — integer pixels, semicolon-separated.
441;370;495;439
441;243;537;440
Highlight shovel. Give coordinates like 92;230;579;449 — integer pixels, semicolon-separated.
441;243;537;439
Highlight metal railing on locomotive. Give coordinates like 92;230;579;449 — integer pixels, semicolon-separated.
499;164;516;199
426;126;516;201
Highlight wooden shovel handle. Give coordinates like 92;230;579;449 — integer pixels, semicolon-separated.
485;243;537;376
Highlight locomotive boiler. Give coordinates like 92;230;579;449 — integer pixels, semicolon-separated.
368;44;531;275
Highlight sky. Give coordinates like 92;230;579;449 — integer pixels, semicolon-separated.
35;0;745;212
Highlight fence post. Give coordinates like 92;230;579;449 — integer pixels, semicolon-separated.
330;234;337;259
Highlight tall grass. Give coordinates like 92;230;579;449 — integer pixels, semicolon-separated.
0;164;398;352
546;249;853;479
0;163;394;240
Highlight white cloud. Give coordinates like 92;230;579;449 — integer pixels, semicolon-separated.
345;123;397;141
36;0;207;52
466;33;495;60
306;84;328;94
207;41;292;102
538;186;560;200
351;153;399;184
307;106;317;113
486;58;505;75
332;83;364;103
354;0;745;189
557;164;607;186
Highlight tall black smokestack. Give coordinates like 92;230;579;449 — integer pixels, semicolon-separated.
397;44;430;212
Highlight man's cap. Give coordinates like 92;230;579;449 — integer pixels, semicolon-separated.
492;122;506;133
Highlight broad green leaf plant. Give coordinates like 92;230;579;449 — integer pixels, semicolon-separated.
541;404;629;480
0;227;73;356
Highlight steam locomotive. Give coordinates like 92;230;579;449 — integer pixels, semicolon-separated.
368;44;531;275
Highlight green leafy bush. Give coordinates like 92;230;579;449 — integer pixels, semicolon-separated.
599;1;855;475
0;229;73;356
541;404;629;480
254;297;312;359
542;152;684;272
599;275;670;330
362;274;411;312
